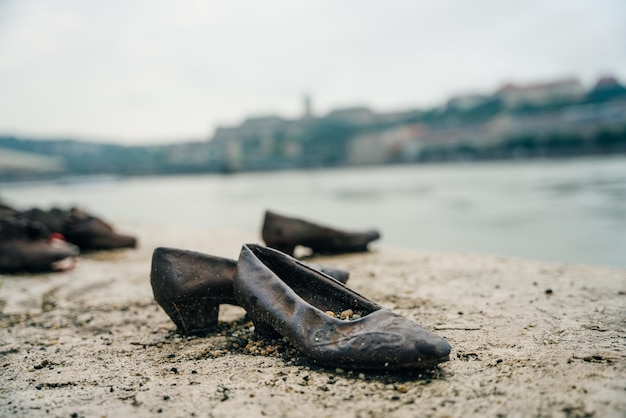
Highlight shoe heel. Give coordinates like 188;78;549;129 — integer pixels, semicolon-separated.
164;297;221;336
252;319;282;340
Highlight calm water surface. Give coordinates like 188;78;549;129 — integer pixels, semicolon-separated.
2;157;626;269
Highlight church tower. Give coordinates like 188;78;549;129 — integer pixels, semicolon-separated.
303;94;313;119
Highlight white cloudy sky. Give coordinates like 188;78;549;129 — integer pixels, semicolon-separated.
0;0;625;144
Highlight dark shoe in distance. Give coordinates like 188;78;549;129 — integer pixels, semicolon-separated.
21;207;137;251
0;217;78;274
262;210;380;256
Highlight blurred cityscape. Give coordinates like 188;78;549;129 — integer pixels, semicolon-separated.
1;74;626;181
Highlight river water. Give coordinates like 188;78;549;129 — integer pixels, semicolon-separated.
2;156;625;269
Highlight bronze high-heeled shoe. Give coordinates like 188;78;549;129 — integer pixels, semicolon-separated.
234;243;451;370
150;247;237;335
150;247;350;335
261;210;380;256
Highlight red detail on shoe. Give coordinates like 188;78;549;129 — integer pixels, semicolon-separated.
49;232;66;242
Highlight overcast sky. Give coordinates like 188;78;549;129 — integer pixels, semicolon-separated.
0;0;625;145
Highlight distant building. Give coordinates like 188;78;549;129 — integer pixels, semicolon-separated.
592;75;624;91
211;115;309;171
0;148;65;176
205;76;626;170
496;78;585;108
346;124;426;165
447;93;489;111
587;75;626;103
325;107;375;125
238;115;286;130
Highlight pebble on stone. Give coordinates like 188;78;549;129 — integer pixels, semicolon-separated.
341;309;354;318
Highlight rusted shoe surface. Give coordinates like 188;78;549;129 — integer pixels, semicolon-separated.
234;244;451;370
262;210;380;256
150;247;350;335
0;217;78;274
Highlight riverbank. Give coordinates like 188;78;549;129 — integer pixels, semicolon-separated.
1;223;625;417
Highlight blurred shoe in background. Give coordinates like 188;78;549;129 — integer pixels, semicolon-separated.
262;210;380;256
0;217;78;274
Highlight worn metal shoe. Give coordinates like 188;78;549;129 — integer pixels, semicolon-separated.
150;247;350;335
0;217;78;274
21;207;137;251
151;247;238;335
261;210;380;256
234;244;451;370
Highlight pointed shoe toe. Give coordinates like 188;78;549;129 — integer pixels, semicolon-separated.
150;247;237;335
150;247;350;335
233;244;451;370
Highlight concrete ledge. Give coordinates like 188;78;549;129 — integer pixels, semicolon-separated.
1;224;624;417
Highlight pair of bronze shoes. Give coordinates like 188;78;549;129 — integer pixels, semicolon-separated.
151;210;376;335
150;246;350;334
151;212;450;370
1;204;136;273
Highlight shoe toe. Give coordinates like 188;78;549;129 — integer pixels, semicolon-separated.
364;230;381;241
315;312;450;369
413;331;451;362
